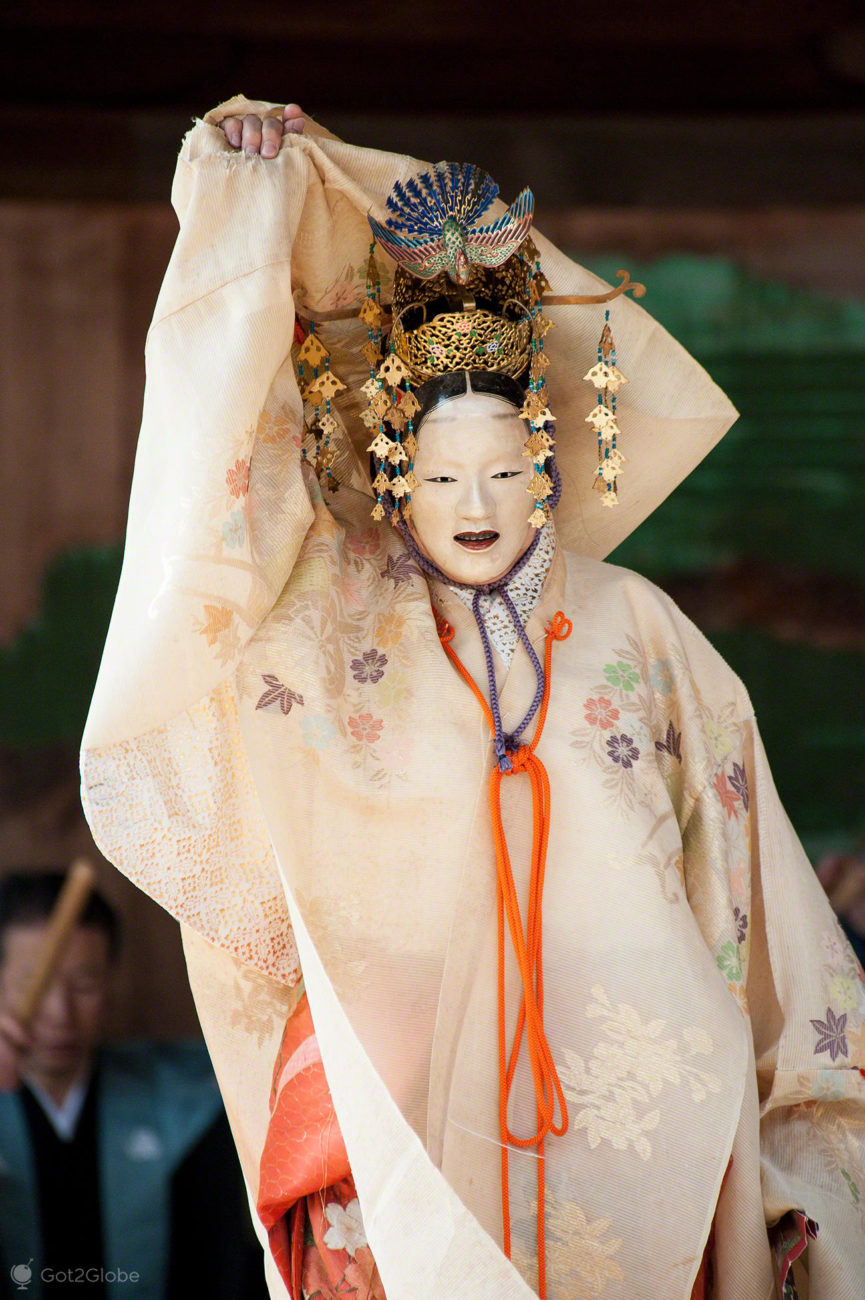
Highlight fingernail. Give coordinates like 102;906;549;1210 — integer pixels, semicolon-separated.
244;146;258;158
261;143;276;158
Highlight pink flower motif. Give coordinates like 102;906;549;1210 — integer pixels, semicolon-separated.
584;696;620;730
226;458;250;498
348;713;383;744
347;527;380;557
454;318;473;335
327;282;358;310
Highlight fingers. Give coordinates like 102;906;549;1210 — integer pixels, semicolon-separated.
220;104;304;157
222;115;243;149
283;103;306;134
241;113;264;156
260;116;284;159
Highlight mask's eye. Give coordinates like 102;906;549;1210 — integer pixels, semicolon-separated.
423;475;457;484
492;469;525;480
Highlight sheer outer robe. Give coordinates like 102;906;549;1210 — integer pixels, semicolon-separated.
81;99;865;1297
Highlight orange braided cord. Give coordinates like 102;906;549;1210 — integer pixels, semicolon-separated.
438;611;572;1298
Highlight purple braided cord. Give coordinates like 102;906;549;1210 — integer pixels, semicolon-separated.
547;449;563;510
470;588;514;770
383;429;561;772
499;587;546;742
395;508;557;771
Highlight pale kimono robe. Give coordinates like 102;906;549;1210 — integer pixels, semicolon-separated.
81;98;865;1299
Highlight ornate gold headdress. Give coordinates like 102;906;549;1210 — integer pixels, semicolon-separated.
360;163;559;526
296;161;645;524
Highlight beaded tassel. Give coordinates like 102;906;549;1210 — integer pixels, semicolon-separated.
520;240;555;528
584;309;628;507
360;245;391;522
297;321;345;491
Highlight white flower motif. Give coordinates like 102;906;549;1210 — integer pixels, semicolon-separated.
323;1198;368;1258
221;508;247;549
830;974;859;1012
814;1069;847;1101
705;717;733;763
301;714;336;751
821;930;845;965
620;715;651;752
560;986;720;1160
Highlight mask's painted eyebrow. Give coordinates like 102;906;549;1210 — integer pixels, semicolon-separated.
426;409;519;425
419;398;521;427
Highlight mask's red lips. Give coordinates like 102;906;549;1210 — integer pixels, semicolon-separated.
454;530;499;551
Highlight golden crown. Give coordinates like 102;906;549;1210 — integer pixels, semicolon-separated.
388;256;535;384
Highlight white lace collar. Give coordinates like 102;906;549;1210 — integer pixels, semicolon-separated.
446;521;557;666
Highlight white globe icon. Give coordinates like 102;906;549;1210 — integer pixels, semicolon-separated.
10;1260;33;1289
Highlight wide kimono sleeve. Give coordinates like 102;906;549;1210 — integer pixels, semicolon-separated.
79;95;399;981
680;701;865;1297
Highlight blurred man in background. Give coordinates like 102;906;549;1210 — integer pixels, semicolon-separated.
0;870;267;1299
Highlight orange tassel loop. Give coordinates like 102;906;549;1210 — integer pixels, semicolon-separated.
438;610;572;1299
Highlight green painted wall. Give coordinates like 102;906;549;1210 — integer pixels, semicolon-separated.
594;255;865;581
0;547;122;746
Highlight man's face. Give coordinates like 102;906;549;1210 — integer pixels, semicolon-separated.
0;924;112;1087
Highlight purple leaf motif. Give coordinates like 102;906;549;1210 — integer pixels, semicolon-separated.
380;554;421;588
256;673;304;715
810;1006;849;1062
729;762;750;811
654;721;683;763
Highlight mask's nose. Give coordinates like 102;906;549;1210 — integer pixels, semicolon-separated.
457;476;494;524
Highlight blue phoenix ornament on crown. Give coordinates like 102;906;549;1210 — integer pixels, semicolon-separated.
368;162;535;286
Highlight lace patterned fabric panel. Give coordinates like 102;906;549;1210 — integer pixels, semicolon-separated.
82;679;300;985
446;522;557;665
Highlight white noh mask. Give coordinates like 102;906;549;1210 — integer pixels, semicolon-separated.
408;392;536;586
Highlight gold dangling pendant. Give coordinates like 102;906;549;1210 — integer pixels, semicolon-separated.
584;309;627;507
